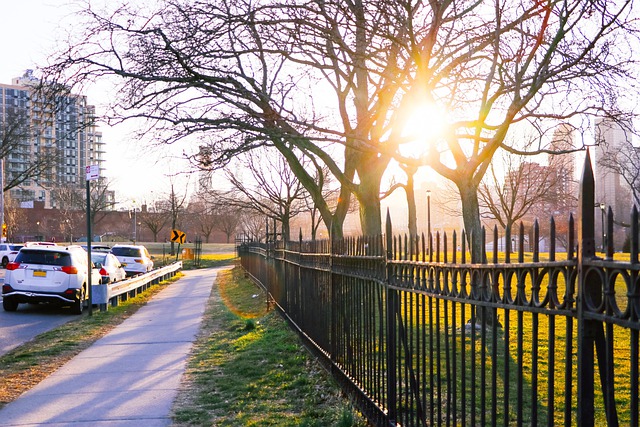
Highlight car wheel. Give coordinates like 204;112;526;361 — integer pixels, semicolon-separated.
3;297;18;312
71;287;85;315
1;257;8;268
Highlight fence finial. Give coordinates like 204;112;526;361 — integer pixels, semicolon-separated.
578;149;595;258
385;208;392;260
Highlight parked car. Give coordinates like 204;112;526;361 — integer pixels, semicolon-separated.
91;252;126;284
0;243;24;268
2;245;101;314
23;241;57;247
110;244;154;277
82;244;111;252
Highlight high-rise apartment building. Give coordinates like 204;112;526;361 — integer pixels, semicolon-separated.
547;123;577;214
0;70;107;208
595;116;633;220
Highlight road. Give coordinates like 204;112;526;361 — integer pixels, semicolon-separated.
0;269;78;357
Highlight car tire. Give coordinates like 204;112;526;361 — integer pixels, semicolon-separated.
71;287;85;315
3;297;18;312
1;256;8;268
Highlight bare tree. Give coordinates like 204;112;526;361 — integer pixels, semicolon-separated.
242;211;267;242
216;206;243;244
382;164;420;237
224;149;307;241
51;177;115;227
45;0;639;254
139;202;168;242
162;181;189;253
184;200;218;243
479;152;559;235
4;194;26;242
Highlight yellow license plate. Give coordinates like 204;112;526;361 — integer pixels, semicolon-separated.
33;270;47;277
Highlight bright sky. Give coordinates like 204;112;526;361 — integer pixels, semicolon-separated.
0;0;191;208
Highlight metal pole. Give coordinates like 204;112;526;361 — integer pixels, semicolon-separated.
600;204;605;252
134;207;137;244
86;180;93;316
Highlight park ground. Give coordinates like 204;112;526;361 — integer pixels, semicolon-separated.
0;244;366;426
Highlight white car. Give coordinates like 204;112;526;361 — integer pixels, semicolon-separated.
110;244;154;277
2;245;100;314
91;252;126;284
0;243;24;268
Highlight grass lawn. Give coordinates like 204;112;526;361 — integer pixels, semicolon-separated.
171;266;366;426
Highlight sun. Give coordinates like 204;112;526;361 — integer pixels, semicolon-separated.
399;102;448;157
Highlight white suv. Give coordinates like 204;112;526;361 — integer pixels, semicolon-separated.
110;244;154;277
2;245;99;314
0;243;24;268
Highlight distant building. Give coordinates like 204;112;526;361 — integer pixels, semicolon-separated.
595;116;633;219
0;70;109;208
547;123;577;215
594;116;634;249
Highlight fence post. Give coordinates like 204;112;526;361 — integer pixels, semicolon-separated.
385;209;397;426
577;150;598;426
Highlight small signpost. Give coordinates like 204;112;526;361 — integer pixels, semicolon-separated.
171;229;186;261
85;165;99;316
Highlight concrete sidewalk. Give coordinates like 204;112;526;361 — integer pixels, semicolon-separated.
0;268;219;426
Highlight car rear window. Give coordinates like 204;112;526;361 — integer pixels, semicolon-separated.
111;247;142;257
15;250;72;266
9;245;23;251
91;253;107;264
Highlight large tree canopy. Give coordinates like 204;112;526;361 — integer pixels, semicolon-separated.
46;0;639;254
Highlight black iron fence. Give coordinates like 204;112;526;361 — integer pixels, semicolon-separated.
238;155;639;426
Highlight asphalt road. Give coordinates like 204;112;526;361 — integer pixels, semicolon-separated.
0;269;78;357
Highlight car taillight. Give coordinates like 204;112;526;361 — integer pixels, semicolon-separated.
135;259;144;264
6;262;20;271
61;265;78;274
2;284;13;293
99;268;107;276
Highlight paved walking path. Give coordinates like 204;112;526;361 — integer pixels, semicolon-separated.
0;268;219;426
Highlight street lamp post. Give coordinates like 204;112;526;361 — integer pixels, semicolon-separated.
596;203;605;252
426;189;431;254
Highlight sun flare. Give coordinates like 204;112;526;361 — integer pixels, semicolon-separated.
398;102;448;158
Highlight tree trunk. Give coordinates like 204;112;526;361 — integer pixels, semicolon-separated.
404;169;417;237
458;181;483;263
358;173;383;236
354;151;388;236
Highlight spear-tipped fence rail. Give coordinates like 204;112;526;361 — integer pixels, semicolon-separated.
238;154;639;427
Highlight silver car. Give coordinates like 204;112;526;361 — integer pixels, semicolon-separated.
110;245;154;277
91;252;126;284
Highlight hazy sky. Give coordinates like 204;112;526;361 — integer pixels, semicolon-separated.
0;0;189;207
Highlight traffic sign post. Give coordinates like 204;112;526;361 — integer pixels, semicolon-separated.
171;229;186;261
86;165;100;316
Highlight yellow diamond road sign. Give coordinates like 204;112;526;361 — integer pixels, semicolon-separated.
171;229;186;244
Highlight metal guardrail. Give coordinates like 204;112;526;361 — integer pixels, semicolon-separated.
92;261;182;308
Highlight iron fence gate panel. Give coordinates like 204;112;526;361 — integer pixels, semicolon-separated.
237;156;640;426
